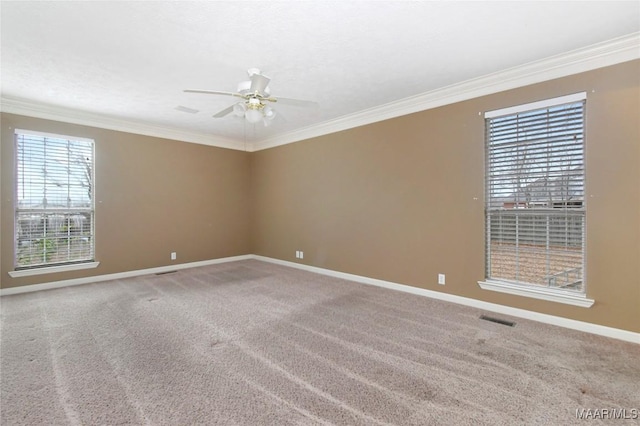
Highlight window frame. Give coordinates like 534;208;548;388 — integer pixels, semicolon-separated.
477;93;594;308
8;129;99;278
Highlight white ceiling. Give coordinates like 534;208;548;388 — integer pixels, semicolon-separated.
1;1;639;150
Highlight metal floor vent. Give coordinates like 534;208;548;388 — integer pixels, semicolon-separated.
480;315;515;327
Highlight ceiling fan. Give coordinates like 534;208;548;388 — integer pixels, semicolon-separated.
184;68;317;126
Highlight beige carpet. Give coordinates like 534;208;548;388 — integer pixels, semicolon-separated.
1;260;638;425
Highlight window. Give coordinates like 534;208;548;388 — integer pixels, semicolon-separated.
481;93;588;303
14;129;95;271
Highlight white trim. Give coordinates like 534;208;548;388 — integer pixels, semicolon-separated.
253;256;638;344
2;33;638;152
484;92;587;119
1;97;245;151
8;261;100;278
1;254;637;344
0;255;252;296
12;132;97;279
14;128;95;143
477;280;594;308
252;32;639;151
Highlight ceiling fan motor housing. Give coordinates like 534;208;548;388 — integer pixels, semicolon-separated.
247;97;264;110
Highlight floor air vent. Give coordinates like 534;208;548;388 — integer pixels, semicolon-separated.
480;315;515;327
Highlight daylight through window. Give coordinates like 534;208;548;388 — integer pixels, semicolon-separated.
484;93;586;293
14;130;95;269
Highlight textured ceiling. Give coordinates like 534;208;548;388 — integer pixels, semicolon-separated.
1;1;639;146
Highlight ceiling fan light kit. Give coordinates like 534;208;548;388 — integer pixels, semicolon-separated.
184;68;315;126
245;106;265;124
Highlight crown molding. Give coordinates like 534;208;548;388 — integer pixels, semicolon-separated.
0;96;244;151
252;32;640;152
2;33;638;153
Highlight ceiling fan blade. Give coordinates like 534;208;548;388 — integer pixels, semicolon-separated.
175;105;199;114
184;89;245;99
212;104;235;118
249;74;270;95
272;97;318;107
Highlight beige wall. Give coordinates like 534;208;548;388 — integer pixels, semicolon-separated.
1;60;638;333
251;60;640;333
1;114;251;289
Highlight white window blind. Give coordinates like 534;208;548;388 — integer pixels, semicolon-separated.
14;130;95;269
484;95;586;292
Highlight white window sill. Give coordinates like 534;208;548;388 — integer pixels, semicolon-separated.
8;261;100;278
478;280;594;308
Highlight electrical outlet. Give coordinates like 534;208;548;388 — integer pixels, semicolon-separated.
438;273;445;285
295;250;304;259
171;252;177;260
299;251;304;259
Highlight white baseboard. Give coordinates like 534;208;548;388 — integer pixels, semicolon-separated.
253;255;640;345
3;254;638;344
0;255;252;296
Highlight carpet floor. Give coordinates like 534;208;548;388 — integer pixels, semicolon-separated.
1;260;638;425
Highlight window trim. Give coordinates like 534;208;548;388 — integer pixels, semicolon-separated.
8;261;100;278
12;129;96;273
478;279;594;307
479;92;591;306
484;92;587;118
